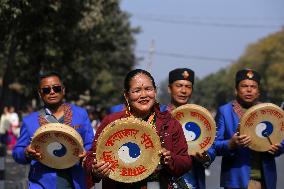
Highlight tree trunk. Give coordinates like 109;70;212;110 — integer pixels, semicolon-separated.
0;34;17;113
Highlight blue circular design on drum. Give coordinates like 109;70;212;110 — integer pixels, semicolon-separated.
118;142;141;164
255;121;273;138
47;142;67;157
183;122;201;141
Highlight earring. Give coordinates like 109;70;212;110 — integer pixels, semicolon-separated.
125;99;131;116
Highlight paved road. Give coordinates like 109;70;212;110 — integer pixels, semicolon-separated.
206;156;284;189
4;153;28;189
4;154;284;189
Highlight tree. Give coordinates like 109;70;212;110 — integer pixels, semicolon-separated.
200;28;284;109
193;69;234;109
0;0;138;111
158;28;284;110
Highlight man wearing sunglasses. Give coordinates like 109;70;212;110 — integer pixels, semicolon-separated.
12;72;94;189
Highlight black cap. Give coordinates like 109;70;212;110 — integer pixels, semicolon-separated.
235;69;261;87
169;68;195;84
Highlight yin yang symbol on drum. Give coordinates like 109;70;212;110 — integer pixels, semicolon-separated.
183;122;201;141
255;121;273;138
47;142;67;157
118;142;141;164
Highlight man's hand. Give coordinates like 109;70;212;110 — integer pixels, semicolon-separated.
229;132;251;149
159;148;172;165
193;151;210;164
268;143;282;155
24;145;41;160
91;159;112;178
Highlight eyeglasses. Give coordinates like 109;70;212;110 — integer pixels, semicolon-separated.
40;85;62;95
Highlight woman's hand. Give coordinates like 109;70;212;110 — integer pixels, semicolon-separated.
78;150;86;158
91;159;113;178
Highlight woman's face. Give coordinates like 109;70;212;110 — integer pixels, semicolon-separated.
125;73;157;117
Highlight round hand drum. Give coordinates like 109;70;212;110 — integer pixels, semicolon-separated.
171;104;216;155
95;117;162;183
31;123;84;169
239;103;284;152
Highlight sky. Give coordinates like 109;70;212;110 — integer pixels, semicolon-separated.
121;0;284;86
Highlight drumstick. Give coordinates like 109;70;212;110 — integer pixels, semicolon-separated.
266;135;273;145
236;123;240;136
263;132;273;145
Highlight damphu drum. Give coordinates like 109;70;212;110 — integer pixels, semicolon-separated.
95;117;162;183
31;123;84;169
239;103;284;152
171;104;216;155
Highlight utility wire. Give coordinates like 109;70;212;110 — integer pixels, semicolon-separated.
133;13;284;21
137;50;234;62
133;15;283;29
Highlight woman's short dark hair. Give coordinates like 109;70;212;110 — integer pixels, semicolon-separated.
124;69;156;92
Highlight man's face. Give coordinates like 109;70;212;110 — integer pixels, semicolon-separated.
236;79;260;104
39;76;65;106
168;80;193;106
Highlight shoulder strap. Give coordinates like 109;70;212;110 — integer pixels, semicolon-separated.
38;108;59;123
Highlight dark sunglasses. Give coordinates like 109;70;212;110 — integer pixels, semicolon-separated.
40;85;62;95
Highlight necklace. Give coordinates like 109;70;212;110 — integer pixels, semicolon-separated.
125;109;156;130
147;112;156;130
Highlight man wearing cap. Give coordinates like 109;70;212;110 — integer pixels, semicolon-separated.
160;68;215;189
215;68;284;189
12;72;94;189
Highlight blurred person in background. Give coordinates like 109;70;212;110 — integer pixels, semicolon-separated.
0;106;11;145
6;106;19;151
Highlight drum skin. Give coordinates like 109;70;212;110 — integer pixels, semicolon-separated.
171;104;216;155
95;117;162;183
31;123;84;169
239;103;284;152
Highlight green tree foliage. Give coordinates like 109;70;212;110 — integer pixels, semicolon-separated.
193;28;284;109
0;0;138;109
192;69;233;110
158;29;284;110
